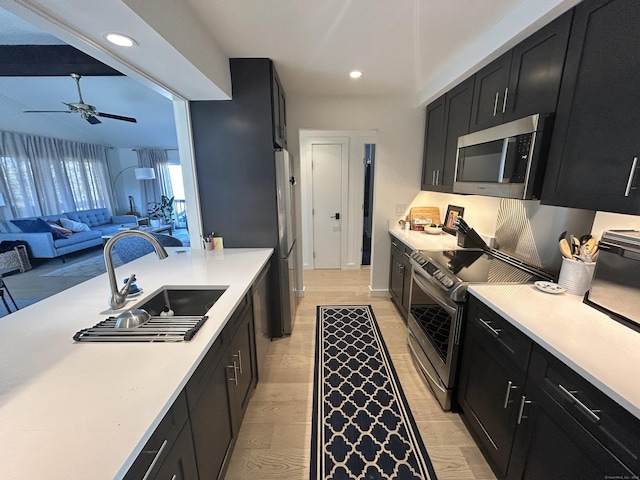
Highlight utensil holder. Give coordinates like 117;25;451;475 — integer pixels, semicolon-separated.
558;257;596;296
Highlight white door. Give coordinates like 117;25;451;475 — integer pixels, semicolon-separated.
312;144;342;269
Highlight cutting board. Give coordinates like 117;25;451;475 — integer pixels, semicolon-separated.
408;207;441;230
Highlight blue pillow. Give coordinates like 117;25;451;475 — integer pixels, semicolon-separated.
11;218;67;240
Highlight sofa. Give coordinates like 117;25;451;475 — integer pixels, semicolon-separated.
0;208;138;260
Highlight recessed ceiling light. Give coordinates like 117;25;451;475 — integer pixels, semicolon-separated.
104;33;137;47
349;71;363;79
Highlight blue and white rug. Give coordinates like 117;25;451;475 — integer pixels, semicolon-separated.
312;305;437;480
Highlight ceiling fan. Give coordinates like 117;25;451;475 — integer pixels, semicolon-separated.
23;73;137;125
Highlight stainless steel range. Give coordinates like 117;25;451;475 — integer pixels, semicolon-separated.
407;247;555;410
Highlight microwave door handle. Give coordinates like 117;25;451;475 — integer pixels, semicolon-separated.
497;138;509;183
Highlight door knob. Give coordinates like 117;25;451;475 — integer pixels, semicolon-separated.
330;213;340;220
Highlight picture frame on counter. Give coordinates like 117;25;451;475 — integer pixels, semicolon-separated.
443;205;464;235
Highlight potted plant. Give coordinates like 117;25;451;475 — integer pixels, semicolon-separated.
147;195;175;227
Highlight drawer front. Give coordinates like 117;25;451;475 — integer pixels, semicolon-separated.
124;391;189;480
529;345;640;473
468;296;532;371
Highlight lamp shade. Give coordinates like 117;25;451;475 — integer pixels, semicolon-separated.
134;168;156;180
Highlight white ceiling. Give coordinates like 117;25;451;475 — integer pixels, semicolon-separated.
0;0;579;149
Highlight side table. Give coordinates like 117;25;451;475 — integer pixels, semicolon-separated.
0;268;20;314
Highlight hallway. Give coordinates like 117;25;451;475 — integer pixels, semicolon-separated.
225;268;495;479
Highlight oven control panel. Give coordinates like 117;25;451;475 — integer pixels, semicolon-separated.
410;251;456;289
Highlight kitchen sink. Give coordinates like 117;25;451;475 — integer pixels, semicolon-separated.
134;286;228;316
73;287;228;343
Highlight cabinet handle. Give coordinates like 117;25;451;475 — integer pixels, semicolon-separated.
624;157;638;196
436;170;440;185
234;350;243;375
391;241;398;247
503;380;517;409
477;316;502;337
493;92;500;116
404;252;411;258
171;476;177;480
517;396;532;424
502;87;508;113
228;361;238;386
432;170;436;185
141;439;168;480
558;384;601;424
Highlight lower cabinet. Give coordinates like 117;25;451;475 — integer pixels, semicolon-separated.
389;235;412;320
125;293;258;480
123;392;197;480
458;295;640;480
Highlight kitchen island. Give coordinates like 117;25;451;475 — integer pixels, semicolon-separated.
0;247;272;479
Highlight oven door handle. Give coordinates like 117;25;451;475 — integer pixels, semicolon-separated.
412;272;458;316
408;330;447;393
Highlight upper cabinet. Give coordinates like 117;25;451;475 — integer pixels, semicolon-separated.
421;77;474;192
541;0;640;214
470;11;572;132
272;68;287;149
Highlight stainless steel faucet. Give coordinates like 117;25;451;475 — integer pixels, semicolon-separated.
104;230;168;310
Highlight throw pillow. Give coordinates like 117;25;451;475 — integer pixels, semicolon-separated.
59;217;91;232
47;221;73;236
10;218;67;240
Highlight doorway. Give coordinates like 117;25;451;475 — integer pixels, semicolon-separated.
362;144;375;265
300;130;377;271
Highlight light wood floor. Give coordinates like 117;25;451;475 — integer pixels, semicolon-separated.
224;268;496;480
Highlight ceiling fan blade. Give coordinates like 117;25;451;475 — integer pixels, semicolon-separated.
23;110;72;113
86;115;102;125
97;112;137;123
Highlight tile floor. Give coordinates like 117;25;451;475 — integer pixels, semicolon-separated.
224;267;496;480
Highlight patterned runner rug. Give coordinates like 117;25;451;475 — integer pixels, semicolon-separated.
312;305;437;480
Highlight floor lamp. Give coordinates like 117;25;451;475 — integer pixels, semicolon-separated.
112;167;156;215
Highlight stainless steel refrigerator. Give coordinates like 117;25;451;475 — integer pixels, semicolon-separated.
275;150;297;334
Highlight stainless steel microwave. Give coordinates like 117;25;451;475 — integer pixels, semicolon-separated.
453;113;553;199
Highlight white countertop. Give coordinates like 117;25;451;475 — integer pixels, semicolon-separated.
0;247;272;480
389;227;460;251
469;284;640;420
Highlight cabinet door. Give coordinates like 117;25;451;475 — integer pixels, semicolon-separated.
508;382;635;480
457;302;530;478
541;0;640;213
400;244;412;318
190;354;234;480
469;52;512;131
504;10;572;123
441;77;474;189
228;304;257;433
272;68;287;149
420;95;446;190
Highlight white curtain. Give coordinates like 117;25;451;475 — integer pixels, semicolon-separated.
136;149;173;215
0;131;113;221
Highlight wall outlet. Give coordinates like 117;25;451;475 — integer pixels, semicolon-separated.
395;204;407;215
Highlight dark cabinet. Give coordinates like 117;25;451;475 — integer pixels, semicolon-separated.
123;393;197;480
507;345;640;479
227;299;257;433
457;296;532;478
459;295;640;479
187;333;234;480
541;0;640;214
421;77;474;192
272;68;287;149
389;236;411;319
469;11;572;132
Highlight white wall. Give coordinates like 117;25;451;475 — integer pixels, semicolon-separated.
287;94;424;292
592;211;640;240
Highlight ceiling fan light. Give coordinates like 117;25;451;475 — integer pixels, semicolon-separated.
105;33;137;47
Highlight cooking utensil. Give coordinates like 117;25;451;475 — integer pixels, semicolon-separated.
570;235;581;256
559;237;574;259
